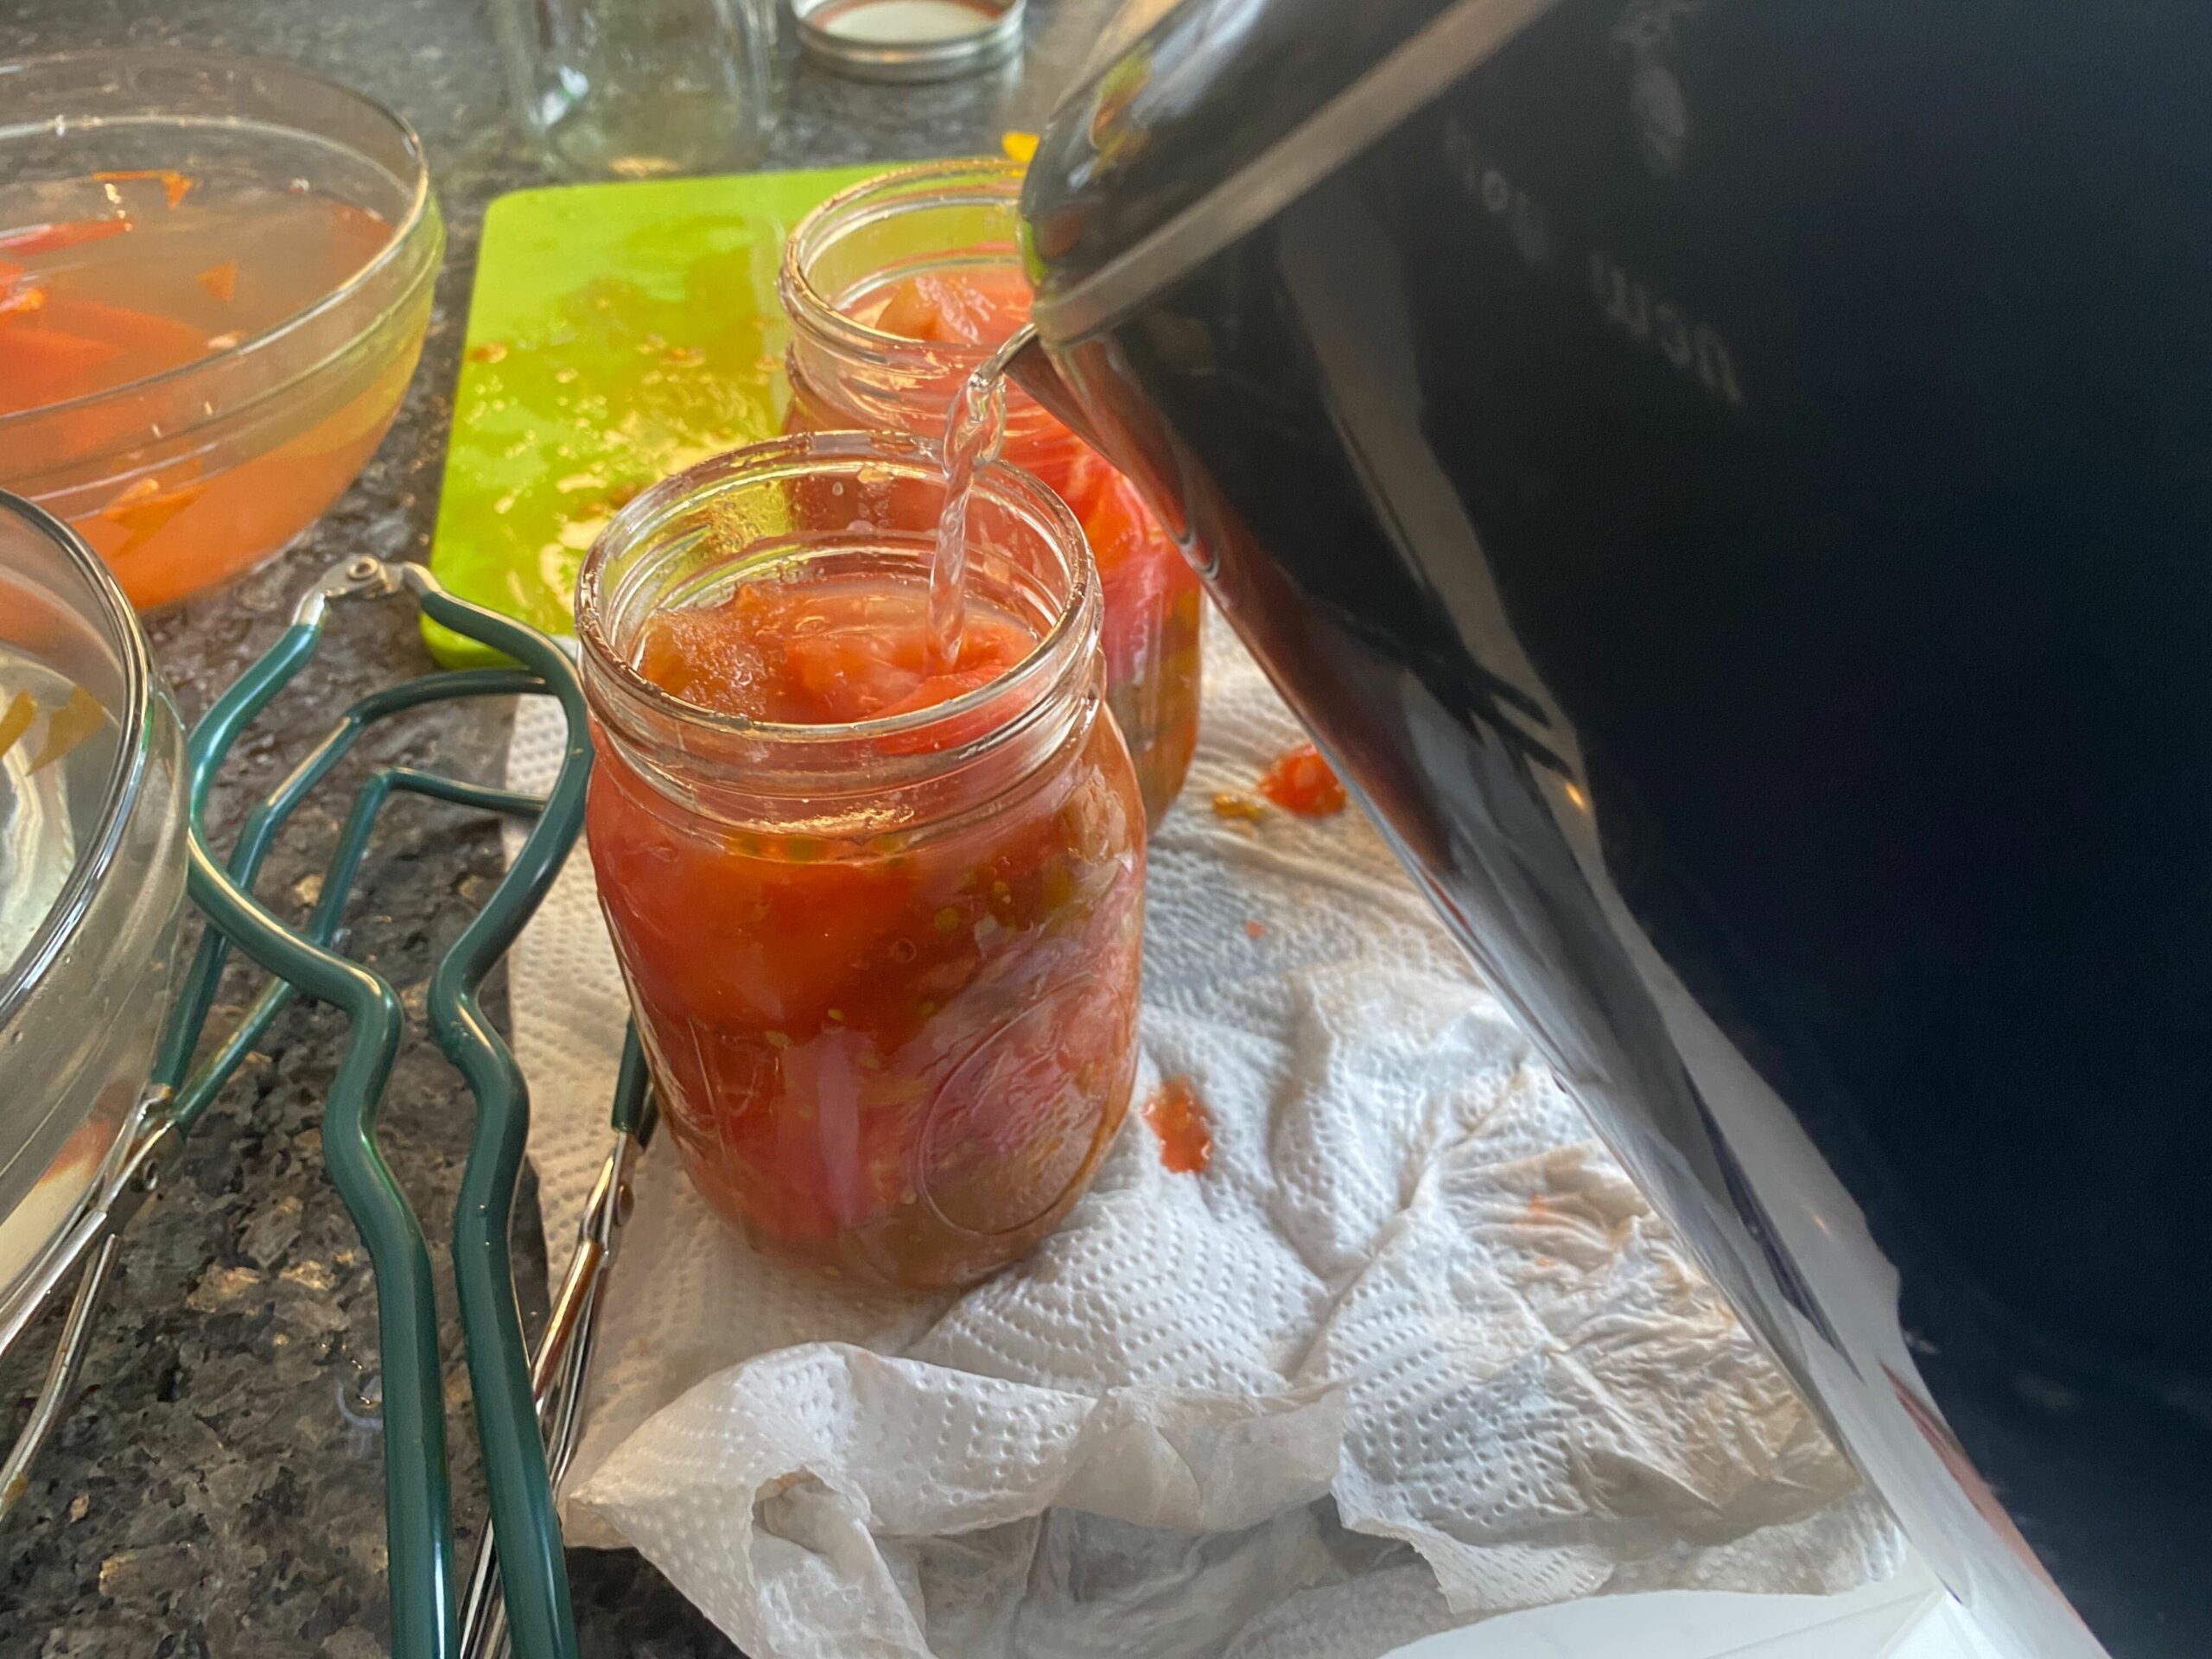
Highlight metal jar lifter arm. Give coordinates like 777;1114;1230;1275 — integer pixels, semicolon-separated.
0;553;599;1659
458;1027;656;1659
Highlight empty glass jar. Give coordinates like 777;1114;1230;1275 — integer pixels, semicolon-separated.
489;0;775;180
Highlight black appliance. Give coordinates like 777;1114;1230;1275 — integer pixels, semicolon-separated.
1015;3;2212;1653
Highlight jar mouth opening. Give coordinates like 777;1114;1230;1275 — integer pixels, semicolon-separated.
575;430;1093;750
781;156;1030;373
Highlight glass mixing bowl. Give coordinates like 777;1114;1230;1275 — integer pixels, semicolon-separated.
0;51;443;609
0;491;188;1304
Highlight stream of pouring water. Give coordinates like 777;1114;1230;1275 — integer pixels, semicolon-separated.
928;325;1038;670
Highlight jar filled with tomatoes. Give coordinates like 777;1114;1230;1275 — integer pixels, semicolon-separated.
576;432;1147;1290
779;157;1202;827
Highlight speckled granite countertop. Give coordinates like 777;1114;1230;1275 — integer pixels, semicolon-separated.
0;3;1111;1653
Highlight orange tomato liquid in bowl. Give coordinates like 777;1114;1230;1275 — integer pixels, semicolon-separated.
588;569;1147;1290
0;171;425;608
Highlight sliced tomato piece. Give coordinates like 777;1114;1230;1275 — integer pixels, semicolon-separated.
783;626;926;721
0;285;45;327
32;685;106;773
38;296;207;368
0;692;35;764
871;275;948;342
875;657;1005;720
1077;463;1155;577
1073;464;1199;688
92;168;196;208
868;267;1033;346
633;597;778;715
0;218;130;256
0;325;125;413
99;474;209;550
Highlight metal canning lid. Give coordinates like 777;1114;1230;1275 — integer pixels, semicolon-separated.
793;0;1025;83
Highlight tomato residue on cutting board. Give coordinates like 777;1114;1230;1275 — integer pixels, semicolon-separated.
1144;1076;1213;1174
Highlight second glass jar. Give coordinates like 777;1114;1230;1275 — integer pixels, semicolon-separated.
577;432;1147;1291
779;156;1203;826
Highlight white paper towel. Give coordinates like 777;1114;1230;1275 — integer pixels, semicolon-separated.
503;617;1899;1658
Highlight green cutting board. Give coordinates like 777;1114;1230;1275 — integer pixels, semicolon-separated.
427;165;883;665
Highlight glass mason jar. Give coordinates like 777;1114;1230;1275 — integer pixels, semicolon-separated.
488;0;775;180
779;157;1203;827
577;432;1147;1290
